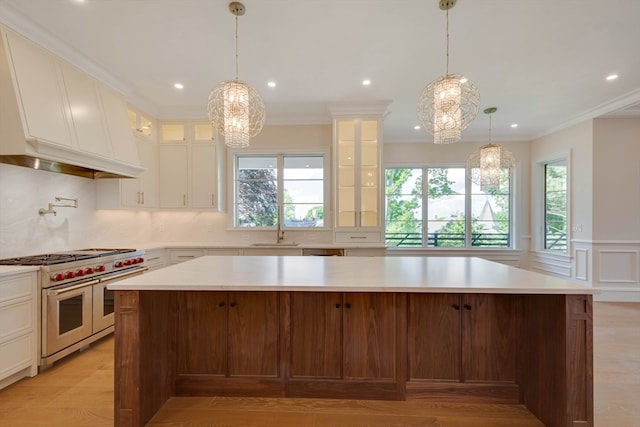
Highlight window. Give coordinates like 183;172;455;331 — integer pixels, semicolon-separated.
234;154;325;228
385;166;512;248
544;160;567;252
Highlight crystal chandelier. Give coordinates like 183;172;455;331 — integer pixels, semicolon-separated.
416;0;479;144
207;2;265;148
467;107;516;192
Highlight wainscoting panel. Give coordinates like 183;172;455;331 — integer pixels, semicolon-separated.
598;250;639;283
575;248;589;281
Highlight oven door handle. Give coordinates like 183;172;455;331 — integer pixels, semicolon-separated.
47;279;99;296
100;267;148;283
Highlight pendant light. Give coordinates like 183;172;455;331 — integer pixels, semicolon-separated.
416;0;480;144
466;107;516;192
207;2;265;148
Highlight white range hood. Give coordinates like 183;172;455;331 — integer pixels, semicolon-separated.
0;26;144;179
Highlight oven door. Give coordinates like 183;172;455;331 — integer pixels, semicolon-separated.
93;267;148;332
43;279;97;357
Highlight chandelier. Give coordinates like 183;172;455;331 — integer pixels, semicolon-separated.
207;2;265;148
466;107;516;192
416;0;479;144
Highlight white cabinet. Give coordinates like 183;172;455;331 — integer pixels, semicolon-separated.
59;61;111;157
97;133;158;209
158;121;224;210
0;27;143;177
0;270;38;390
143;249;166;271
333;116;383;243
2;29;72;148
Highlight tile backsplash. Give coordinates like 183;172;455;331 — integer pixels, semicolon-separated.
0;163;331;258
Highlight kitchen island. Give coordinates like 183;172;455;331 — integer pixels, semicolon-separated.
109;256;596;427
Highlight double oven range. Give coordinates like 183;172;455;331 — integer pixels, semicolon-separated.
0;248;146;369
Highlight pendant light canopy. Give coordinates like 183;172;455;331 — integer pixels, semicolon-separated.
208;2;265;149
467;107;516;192
416;0;480;144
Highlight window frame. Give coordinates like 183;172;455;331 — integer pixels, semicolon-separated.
229;148;330;230
384;164;514;249
542;157;569;254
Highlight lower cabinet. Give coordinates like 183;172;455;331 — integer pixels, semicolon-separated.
0;271;38;390
176;291;279;378
407;293;519;402
170;291;518;402
288;292;399;399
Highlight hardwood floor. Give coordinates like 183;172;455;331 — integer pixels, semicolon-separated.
0;301;637;426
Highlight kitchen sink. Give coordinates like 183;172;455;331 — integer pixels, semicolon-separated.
250;242;299;246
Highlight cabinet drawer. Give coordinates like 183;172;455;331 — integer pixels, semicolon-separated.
144;249;166;271
334;231;381;243
0;334;34;378
168;249;205;264
0;300;34;343
0;273;35;305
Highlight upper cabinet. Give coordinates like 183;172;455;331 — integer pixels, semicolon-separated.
333;115;383;244
97;107;158;209
0;26;143;178
158;121;225;211
128;109;153;139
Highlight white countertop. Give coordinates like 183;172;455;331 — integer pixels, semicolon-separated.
0;265;40;278
108;256;597;295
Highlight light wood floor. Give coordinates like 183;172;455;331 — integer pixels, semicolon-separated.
0;301;637;426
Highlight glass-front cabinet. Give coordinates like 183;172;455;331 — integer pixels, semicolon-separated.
334;116;383;243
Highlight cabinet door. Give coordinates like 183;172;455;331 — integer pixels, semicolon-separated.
408;293;461;381
228;292;279;377
176;292;227;375
462;294;518;382
290;292;342;379
5;30;72;147
190;142;217;208
343;293;395;380
137;137;158;207
158;144;188;208
59;61;111;157
359;120;379;227
336;120;356;227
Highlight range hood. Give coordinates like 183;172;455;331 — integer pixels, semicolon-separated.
0;26;144;179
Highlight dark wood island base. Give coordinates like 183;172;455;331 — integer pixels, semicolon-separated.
114;290;593;427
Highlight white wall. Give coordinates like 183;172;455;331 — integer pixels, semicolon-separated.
0;124;334;258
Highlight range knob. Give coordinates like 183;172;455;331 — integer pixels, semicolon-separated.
114;261;124;268
124;259;133;266
131;258;138;265
52;273;65;282
76;269;85;277
137;257;144;264
65;271;75;279
96;265;106;272
85;267;94;275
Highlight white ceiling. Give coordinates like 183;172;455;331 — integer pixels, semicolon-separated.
1;0;639;143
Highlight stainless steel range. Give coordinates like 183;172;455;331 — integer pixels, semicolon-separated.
0;248;146;369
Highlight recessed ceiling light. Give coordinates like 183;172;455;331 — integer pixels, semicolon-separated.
174;83;184;89
362;79;371;86
510;123;519;128
267;81;276;88
414;125;421;130
606;74;618;81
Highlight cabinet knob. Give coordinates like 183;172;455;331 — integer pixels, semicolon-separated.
335;303;341;308
464;304;472;310
345;303;351;309
452;304;460;310
230;302;237;307
218;302;226;307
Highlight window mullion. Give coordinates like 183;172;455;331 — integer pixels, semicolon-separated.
465;167;472;247
422;167;428;248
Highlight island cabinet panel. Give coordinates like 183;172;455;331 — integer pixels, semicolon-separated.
174;291;281;397
407;293;519;403
290;292;342;378
287;292;401;400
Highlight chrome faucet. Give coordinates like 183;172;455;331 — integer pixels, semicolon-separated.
276;220;284;243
